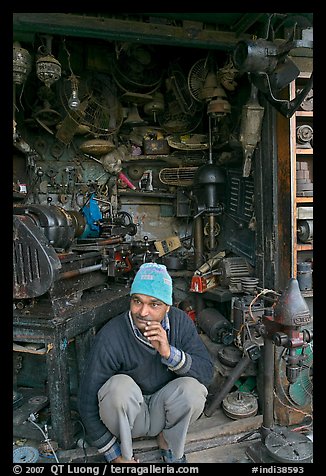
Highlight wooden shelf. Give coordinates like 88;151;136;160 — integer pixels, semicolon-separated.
296;196;313;203
296;111;313;117
296;148;313;155
290;73;313;283
297;244;313;251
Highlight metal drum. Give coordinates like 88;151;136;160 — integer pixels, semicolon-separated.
297;262;313;291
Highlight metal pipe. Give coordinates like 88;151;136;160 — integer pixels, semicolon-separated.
60;263;102;280
208;213;216;250
194;215;204;270
262;337;275;431
204;354;252;417
119;201;173;205
208;115;213;164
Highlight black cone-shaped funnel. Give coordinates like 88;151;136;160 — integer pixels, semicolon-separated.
273;278;312;327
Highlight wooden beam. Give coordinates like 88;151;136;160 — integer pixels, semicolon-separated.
13;13;252;51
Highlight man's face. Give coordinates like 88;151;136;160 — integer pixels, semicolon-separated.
130;294;170;334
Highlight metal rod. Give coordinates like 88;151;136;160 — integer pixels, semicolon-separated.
60;263;102;280
208;213;216;251
208;115;213;164
262;338;275;431
204;354;252;417
194;215;204;270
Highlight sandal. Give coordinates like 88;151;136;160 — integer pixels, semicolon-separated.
160;448;187;463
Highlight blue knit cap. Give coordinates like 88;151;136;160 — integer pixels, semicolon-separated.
130;263;173;305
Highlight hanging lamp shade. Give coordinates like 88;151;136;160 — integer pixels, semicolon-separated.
13;42;32;85
36;37;61;88
36;52;62;88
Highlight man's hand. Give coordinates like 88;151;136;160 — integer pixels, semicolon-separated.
144;321;170;359
111;455;140;463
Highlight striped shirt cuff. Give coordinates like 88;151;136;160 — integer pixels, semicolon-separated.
103;442;122;462
161;345;182;368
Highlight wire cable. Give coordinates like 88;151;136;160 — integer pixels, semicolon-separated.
27;415;60;463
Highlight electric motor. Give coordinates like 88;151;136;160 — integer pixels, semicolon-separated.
197;307;233;345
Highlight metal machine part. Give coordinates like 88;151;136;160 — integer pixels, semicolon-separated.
13;446;40;464
13;213;62;299
193;163;225;252
13;204;131;312
205;350;254;417
296;159;313;197
297;262;313;291
297;206;313;220
197;308;233;345
232;26;313;119
239;83;265;177
296;124;313;147
100;210;138;237
297;219;313;243
240;277;259;293
273;278;312;326
232;295;265;349
218;256;253;292
246;426;313;464
194;163;225;215
13;203;141;305
245;278;313;463
264;427;313;463
298;87;313;111
270;278;312;384
14;204;85;251
222;391;258;419
38;438;59;456
217;345;242;367
159;166;198;187
194;251;225;276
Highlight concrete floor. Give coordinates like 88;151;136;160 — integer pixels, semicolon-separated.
13;389;314;465
13;408;264;464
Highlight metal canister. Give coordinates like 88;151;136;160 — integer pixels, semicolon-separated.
197;308;233;345
297;262;313;291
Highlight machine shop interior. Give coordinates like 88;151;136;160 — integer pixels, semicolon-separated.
13;13;313;464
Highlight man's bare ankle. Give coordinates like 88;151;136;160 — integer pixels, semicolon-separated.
157;431;168;450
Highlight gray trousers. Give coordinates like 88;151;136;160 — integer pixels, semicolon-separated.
98;374;208;460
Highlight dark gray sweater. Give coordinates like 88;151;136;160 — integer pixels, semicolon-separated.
78;306;214;452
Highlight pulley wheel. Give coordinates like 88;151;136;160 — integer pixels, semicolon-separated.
297;220;313;243
217;345;242;367
264;427;313;463
222;391;258;419
13;446;39;463
28;395;49;405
